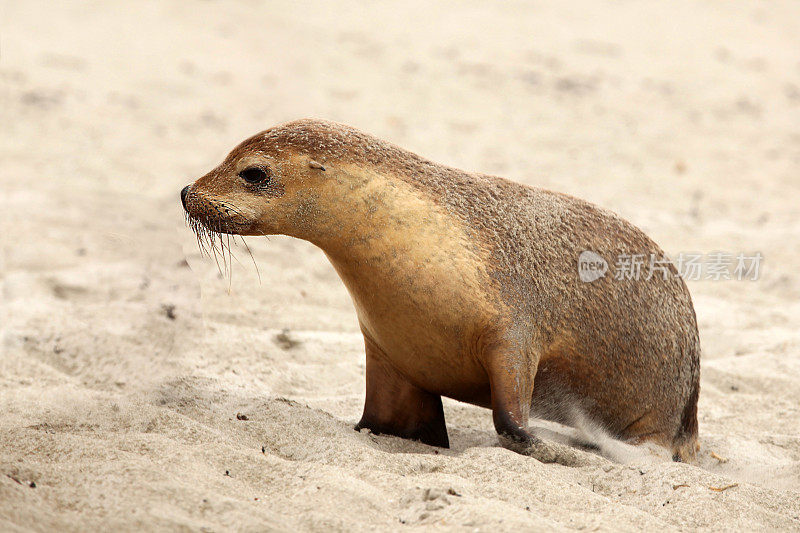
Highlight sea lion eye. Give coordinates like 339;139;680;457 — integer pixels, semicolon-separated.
239;166;270;184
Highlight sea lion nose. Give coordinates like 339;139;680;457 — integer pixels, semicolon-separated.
180;185;190;209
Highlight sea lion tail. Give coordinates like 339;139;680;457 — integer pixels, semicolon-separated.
670;373;700;462
669;334;701;462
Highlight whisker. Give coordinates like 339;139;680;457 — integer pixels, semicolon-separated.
184;201;266;286
239;236;261;284
208;229;225;279
226;233;233;291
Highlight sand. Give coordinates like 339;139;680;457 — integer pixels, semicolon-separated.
2;1;799;530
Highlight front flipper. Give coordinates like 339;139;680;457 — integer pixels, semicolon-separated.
487;345;595;466
355;335;449;448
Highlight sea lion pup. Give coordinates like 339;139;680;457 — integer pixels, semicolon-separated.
181;119;700;464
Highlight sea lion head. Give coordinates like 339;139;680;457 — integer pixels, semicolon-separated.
181;120;333;244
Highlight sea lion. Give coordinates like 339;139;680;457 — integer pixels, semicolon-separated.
181;119;700;463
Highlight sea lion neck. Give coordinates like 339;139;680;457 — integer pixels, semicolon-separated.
297;162;492;318
295;164;429;264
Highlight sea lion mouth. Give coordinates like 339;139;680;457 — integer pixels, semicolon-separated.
185;210;252;237
183;193;256;269
183;188;252;231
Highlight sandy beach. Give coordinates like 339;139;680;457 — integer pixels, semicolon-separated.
2;1;799;530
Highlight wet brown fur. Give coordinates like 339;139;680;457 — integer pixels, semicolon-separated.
183;118;700;463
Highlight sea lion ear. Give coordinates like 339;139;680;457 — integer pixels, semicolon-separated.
308;160;326;171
